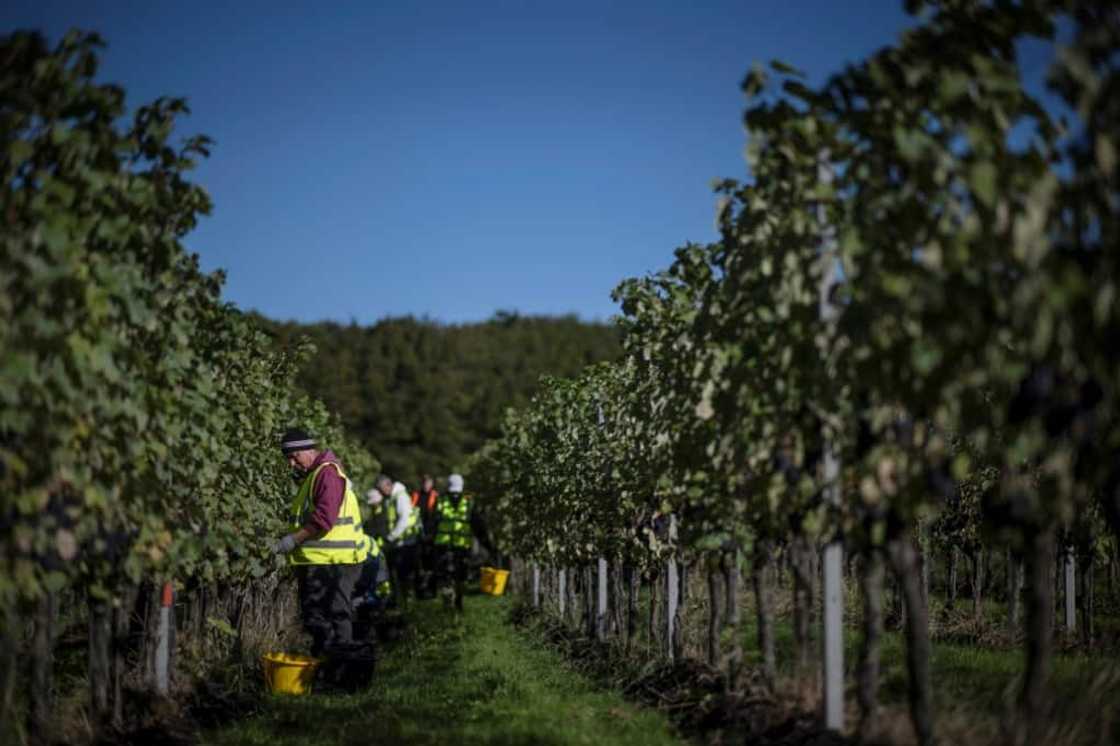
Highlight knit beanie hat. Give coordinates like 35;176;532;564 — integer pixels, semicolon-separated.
280;428;316;455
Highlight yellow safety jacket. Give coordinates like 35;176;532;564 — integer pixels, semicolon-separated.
434;493;472;550
289;461;376;565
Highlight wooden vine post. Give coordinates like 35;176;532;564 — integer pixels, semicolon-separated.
30;591;57;738
1064;547;1076;633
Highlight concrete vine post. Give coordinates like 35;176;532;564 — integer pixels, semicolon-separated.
664;515;680;661
585;566;595;638
155;582;173;696
817;155;844;733
597;558;609;641
559;568;567;616
532;563;541;609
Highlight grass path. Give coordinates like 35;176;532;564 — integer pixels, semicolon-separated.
203;595;684;746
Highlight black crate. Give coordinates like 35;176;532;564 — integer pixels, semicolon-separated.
317;640;377;693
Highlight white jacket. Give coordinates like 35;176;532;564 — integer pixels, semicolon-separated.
386;481;413;542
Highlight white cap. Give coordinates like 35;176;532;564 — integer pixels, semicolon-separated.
448;473;464;492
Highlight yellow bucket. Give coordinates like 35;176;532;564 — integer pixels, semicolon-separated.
480;566;510;596
261;652;320;695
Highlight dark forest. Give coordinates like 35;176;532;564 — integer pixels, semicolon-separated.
259;312;621;484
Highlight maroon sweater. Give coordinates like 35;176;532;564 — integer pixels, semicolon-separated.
300;450;346;535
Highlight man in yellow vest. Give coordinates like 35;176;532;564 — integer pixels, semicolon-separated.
433;473;480;612
273;428;373;656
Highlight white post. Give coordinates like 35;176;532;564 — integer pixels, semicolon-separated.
532;563;541;609
822;537;843;727
559;568;567;616
155;582;172;696
593;401;608;640
665;514;679;660
597;557;609;640
1064;548;1076;631
665;558;678;660
818;156;844;732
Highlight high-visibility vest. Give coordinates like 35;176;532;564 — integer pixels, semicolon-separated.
385;484;421;544
411;489;439;512
289;462;376;565
361;503;389;549
434;493;472;549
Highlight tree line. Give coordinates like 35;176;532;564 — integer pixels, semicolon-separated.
258;312;620;483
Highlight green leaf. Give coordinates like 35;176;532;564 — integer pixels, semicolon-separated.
968;161;998;209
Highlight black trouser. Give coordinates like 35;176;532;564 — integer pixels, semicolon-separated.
436;547;470;610
419;541;438;598
354;553;383;600
296;563;362;656
386;542;421;601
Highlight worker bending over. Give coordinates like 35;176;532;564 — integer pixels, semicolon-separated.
272;428;374;655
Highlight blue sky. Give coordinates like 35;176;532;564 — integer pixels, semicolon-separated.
3;1;915;324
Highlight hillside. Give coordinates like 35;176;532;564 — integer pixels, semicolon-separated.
257;312;621;484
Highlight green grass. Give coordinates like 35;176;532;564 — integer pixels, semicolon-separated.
202;595;685;746
736;606;1118;719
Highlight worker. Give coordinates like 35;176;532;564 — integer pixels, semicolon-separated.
433;473;491;611
373;474;422;604
412;474;440;599
362;489;394;603
412;474;440;533
353;542;392;614
272;428;374;656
